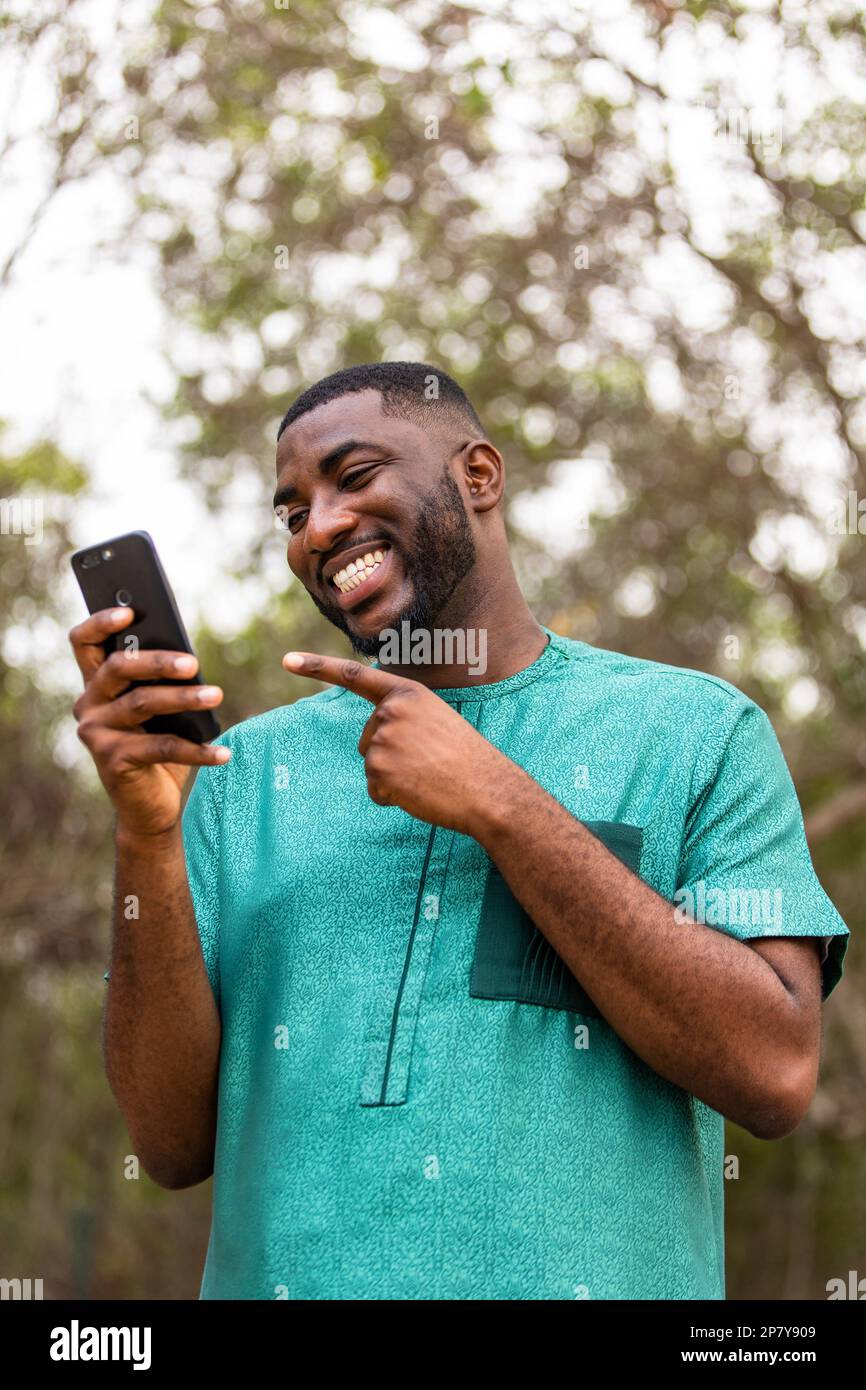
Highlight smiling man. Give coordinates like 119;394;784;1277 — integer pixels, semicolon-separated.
71;361;849;1301
271;365;489;675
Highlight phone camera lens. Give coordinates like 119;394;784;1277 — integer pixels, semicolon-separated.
115;587;132;606
101;548;113;560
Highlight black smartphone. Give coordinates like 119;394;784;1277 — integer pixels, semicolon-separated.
70;530;220;744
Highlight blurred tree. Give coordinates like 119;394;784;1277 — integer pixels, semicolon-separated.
0;428;101;967
0;432;213;1297
0;0;149;284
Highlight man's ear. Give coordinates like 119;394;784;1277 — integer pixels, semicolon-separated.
461;439;504;507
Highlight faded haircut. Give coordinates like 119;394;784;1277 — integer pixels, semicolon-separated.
277;361;484;441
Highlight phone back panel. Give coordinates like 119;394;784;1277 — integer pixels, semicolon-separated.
70;530;219;743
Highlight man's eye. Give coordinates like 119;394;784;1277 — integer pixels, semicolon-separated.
341;465;379;489
274;506;305;533
273;465;382;533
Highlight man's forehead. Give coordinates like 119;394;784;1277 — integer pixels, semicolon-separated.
275;390;417;469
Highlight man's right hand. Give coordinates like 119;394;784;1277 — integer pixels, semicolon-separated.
69;605;229;840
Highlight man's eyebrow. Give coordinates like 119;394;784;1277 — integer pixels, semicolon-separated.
273;439;386;508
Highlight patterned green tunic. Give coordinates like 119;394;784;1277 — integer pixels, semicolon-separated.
182;628;848;1299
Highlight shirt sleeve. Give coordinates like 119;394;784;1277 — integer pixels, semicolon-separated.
180;749;229;1008
675;700;849;999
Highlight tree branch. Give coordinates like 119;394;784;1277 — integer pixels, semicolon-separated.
804;781;866;846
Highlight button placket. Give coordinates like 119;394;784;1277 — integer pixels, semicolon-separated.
359;824;456;1107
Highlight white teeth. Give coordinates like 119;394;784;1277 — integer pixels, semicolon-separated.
338;562;376;593
332;545;390;593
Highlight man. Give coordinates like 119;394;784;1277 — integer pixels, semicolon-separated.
70;361;849;1300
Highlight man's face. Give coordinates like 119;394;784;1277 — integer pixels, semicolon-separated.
273;390;478;656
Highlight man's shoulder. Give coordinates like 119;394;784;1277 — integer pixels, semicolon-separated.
550;631;761;728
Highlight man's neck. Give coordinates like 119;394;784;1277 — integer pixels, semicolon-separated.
373;581;548;689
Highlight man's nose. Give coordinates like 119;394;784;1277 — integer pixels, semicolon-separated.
302;495;358;560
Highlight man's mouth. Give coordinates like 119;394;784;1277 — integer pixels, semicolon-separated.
327;543;395;610
330;544;389;593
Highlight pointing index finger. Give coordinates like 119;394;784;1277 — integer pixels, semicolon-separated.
282;651;412;704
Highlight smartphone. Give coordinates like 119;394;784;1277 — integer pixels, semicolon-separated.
70;530;220;744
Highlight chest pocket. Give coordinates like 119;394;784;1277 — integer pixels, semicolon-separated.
469;820;643;1018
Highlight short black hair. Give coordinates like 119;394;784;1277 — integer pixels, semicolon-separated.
276;361;484;441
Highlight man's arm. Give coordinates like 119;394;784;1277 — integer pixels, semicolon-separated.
468;758;822;1140
105;824;222;1188
69;606;227;1188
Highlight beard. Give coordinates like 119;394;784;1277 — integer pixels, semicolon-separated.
307;463;478;659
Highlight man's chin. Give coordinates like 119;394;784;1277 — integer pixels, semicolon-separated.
311;590;418;659
345;601;413;658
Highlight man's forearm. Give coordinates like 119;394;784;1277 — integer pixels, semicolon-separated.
104;824;221;1187
468;757;813;1135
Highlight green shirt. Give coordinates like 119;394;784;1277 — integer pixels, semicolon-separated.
181;627;848;1300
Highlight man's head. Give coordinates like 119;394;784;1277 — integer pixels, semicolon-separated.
273;362;506;657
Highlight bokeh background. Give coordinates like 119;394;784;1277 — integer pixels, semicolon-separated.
1;0;864;1299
